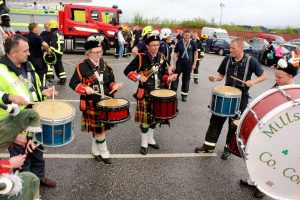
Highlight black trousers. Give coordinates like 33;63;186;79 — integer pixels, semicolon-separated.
53;53;66;80
28;56;47;85
9;143;45;180
204;92;249;146
193;60;200;80
171;59;193;96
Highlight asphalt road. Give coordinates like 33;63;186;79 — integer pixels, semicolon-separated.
4;51;299;200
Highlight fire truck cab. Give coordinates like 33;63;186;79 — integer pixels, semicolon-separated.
9;3;122;53
60;4;122;53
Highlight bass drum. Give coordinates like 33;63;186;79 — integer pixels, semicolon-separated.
237;85;300;199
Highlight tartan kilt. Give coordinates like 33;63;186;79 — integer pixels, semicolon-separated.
82;110;113;134
135;99;156;127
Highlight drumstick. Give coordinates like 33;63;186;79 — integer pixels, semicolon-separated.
52;86;55;101
94;92;113;99
109;82;123;94
230;76;247;84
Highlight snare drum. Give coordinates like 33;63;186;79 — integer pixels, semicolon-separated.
97;98;130;124
237;85;300;199
210;86;241;117
227;119;242;157
150;89;177;120
33;100;75;147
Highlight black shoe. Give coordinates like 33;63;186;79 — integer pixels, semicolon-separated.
253;188;265;199
221;147;231;160
94;155;102;162
148;143;160;149
239;179;255;188
101;157;112;165
194;79;198;84
195;145;214;153
182;96;187;102
140;147;148;155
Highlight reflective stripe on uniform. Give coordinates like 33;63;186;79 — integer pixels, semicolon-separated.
181;91;188;96
59;72;66;79
204;141;216;147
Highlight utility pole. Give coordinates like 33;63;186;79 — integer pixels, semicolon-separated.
219;2;225;26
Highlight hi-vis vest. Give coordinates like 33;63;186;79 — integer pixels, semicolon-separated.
0;62;42;120
290;51;300;67
50;29;64;55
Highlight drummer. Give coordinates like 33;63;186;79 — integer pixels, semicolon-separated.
124;32;177;155
194;37;267;159
0;34;58;188
240;58;298;199
69;36;123;165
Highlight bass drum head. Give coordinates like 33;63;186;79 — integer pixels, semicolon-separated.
245;101;300;199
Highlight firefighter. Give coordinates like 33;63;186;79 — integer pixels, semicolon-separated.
0;0;10;28
131;25;153;56
48;19;66;85
171;30;198;102
191;32;205;84
26;23;50;86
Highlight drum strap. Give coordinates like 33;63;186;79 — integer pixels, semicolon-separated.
181;39;191;59
18;75;37;102
94;66;105;96
225;55;251;87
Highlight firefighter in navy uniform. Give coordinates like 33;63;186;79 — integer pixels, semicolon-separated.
159;28;173;65
194;38;267;160
191;32;205;84
48;19;66;85
171;30;198;102
124;33;177;155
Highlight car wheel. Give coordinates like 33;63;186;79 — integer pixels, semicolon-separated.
218;49;224;56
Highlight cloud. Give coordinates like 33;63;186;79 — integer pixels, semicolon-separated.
92;0;300;28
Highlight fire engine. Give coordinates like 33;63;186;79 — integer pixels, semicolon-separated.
8;2;122;53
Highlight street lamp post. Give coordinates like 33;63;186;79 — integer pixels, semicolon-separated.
219;2;225;26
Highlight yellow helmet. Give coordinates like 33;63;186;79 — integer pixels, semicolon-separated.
49;20;58;29
142;25;153;37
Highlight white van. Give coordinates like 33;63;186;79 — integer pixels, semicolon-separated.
201;27;229;38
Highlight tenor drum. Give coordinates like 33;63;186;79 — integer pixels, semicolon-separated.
33;100;75;147
237;85;300;199
210;86;241;117
150;89;178;120
97;98;130;124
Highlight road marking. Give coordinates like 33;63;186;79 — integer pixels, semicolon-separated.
0;153;217;159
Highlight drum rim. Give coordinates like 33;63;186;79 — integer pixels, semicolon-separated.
243;101;299;200
99;115;130;124
33;101;76;123
212;90;242;98
97;98;129;108
213;85;242;94
150;89;177;98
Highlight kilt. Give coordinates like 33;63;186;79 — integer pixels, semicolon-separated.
82;110;112;134
135;99;156;127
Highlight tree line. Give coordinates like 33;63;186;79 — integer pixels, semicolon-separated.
129;13;300;35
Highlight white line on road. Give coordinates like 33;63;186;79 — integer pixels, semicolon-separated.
0;153;217;159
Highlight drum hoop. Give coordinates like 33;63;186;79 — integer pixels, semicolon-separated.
150;89;177;98
100;115;130;124
151;95;177;101
97;100;130;110
209;110;236;117
39;112;76;125
243;101;298;200
212;90;242;98
33;101;76;123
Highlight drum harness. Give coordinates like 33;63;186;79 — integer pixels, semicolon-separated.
225;55;251;118
181;39;191;60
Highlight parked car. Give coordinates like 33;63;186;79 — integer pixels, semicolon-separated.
211;38;231;55
244;38;269;63
258;33;285;43
288;39;300;46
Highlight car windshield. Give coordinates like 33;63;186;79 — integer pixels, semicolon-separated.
216;32;229;38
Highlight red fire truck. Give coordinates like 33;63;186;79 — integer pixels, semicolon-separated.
9;3;122;53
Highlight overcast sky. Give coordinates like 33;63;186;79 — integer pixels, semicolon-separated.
92;0;300;28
